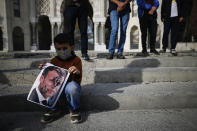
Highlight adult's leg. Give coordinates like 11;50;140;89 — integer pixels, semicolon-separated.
139;14;148;51
171;17;179;50
162;18;171;50
64;6;77;46
148;15;157;51
117;13;130;54
78;7;88;55
108;10;119;54
64;81;81;111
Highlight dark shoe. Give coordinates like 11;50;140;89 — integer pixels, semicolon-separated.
70;109;82;124
107;53;114;59
142;50;149;56
171;49;177;56
117;54;125;59
150;49;160;55
159;49;166;53
81;54;90;60
41;109;63;124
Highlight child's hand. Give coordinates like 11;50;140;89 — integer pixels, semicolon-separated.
68;66;80;75
38;62;46;70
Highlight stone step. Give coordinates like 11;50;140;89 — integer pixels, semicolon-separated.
1;51;197;59
1;67;197;85
1;109;197;131
1;56;197;70
94;67;197;83
0;82;197;112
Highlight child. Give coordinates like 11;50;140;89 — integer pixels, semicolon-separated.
38;33;82;124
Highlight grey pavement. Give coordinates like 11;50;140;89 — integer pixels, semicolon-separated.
1;109;197;131
0;82;197;111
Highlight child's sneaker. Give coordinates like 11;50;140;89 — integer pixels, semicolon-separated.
70;109;82;124
41;109;63;123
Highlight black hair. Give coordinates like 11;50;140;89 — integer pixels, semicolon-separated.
42;66;64;79
54;33;73;46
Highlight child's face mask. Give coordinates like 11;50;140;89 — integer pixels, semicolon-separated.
56;48;72;60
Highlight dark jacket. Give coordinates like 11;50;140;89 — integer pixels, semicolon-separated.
64;0;89;7
108;0;131;15
161;0;184;19
28;88;39;103
137;0;159;18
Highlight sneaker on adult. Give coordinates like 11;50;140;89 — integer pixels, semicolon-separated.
70;109;82;124
41;109;63;124
150;49;160;55
117;54;126;59
81;54;90;60
142;49;149;56
107;53;114;59
159;48;166;53
171;49;177;56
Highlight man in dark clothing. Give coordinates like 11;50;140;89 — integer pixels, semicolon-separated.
161;0;184;56
137;0;160;56
107;0;132;59
64;0;90;60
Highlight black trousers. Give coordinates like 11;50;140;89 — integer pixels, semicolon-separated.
139;13;157;51
162;17;179;50
64;6;88;55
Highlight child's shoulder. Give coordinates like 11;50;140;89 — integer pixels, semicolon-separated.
73;55;82;63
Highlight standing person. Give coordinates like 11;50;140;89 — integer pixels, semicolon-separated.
161;0;184;56
64;0;90;60
137;0;160;56
107;0;132;59
38;33;82;124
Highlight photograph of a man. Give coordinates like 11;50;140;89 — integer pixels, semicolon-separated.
27;64;69;108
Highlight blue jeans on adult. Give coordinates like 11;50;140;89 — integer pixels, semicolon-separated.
109;10;130;54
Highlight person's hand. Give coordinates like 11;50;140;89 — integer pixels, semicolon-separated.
161;17;164;22
38;61;46;70
117;6;125;12
148;10;154;15
148;6;156;15
117;2;127;12
68;66;80;75
179;17;184;22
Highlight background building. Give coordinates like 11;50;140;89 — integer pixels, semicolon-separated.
0;0;196;52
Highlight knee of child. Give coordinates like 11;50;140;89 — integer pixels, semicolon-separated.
65;81;80;96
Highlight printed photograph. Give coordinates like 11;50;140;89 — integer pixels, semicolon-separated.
27;63;70;108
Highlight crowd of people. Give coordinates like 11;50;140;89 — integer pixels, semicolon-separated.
107;0;185;58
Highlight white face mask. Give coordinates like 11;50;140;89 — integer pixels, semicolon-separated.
56;49;72;60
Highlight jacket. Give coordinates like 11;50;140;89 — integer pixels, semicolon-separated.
136;0;159;18
161;0;184;19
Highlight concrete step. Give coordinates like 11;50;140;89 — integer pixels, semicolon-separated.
94;67;197;83
1;67;197;85
1;51;197;58
1;109;197;131
0;82;197;112
1;56;197;70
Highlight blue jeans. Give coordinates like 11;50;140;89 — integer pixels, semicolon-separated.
49;81;81;111
108;10;130;54
64;81;81;111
